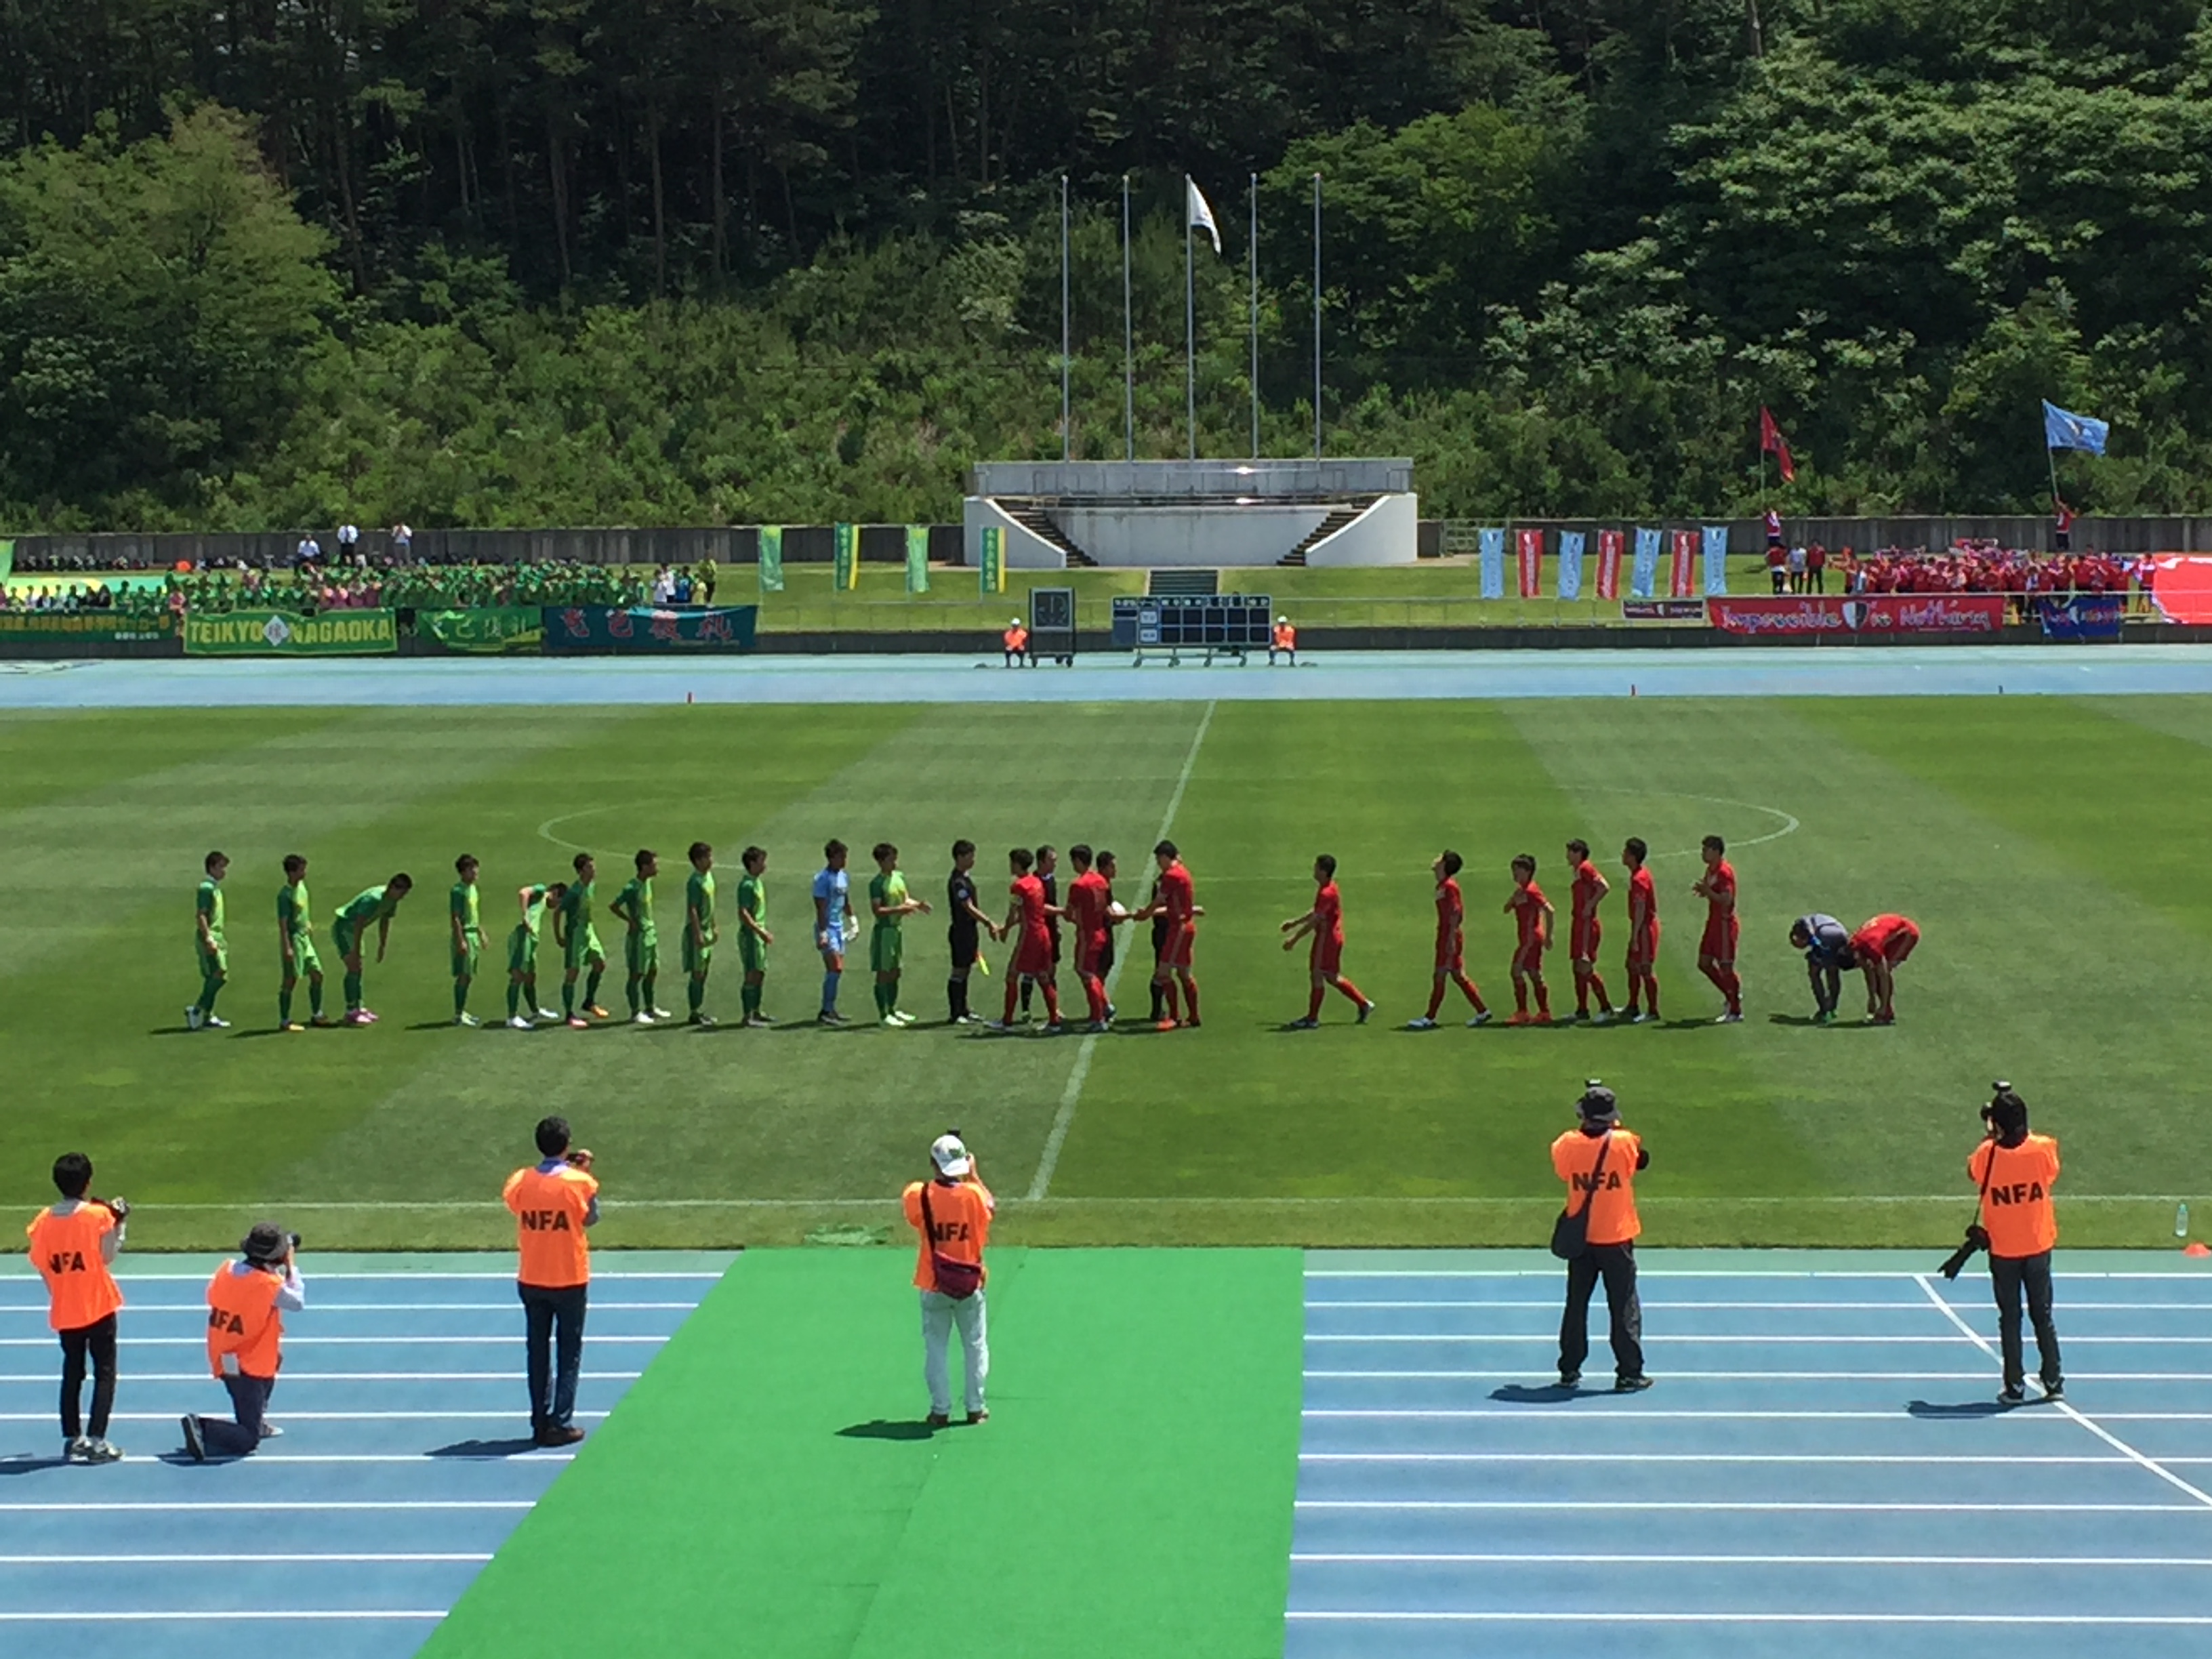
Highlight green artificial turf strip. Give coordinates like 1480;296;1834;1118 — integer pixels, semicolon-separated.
5;696;2211;1250
419;1247;1303;1659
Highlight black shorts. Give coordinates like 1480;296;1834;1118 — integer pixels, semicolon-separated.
949;928;979;969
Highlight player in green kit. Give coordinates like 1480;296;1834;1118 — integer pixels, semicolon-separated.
505;880;568;1028
449;854;485;1027
609;848;666;1025
867;842;931;1026
186;851;230;1031
276;853;328;1031
736;845;773;1027
683;842;718;1026
332;875;413;1025
554;852;609;1028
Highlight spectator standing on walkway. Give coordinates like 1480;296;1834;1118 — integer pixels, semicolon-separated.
1786;543;1808;593
902;1132;994;1428
1808;543;1828;593
182;1223;302;1460
504;1116;600;1446
26;1153;127;1463
1552;1083;1652;1392
1970;1086;2064;1405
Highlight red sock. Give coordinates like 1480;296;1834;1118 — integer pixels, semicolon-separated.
1180;976;1199;1024
1644;972;1661;1017
1335;977;1366;1007
1723;970;1742;1012
1588;972;1610;1012
1513;979;1529;1013
1307;984;1326;1020
1573;969;1591;1017
1700;961;1729;998
1534;980;1550;1015
1455;972;1486;1013
1163;980;1181;1022
1425;980;1446;1020
1002;979;1019;1023
1086;977;1107;1023
1042;983;1060;1023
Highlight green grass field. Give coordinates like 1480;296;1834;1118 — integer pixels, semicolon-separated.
5;694;2209;1252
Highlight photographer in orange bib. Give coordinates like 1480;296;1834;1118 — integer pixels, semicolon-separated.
26;1153;129;1463
504;1116;600;1446
1944;1084;2064;1405
1551;1082;1652;1392
902;1132;994;1429
183;1223;304;1461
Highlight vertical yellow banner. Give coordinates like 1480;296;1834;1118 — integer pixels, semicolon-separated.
980;526;1005;594
833;523;859;590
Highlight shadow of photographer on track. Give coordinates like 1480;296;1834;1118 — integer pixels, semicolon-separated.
1938;1082;2064;1406
1549;1080;1652;1394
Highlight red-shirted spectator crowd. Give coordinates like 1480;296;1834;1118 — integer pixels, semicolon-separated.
1764;539;2150;602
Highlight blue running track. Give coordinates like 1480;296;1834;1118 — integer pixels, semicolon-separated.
1291;1249;2212;1658
0;1253;725;1655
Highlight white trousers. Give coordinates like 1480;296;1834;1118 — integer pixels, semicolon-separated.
920;1288;988;1417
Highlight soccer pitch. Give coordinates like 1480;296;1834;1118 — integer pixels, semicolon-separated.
4;691;2209;1252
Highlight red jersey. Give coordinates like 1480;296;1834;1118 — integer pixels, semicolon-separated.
1435;878;1464;943
1627;867;1657;935
1067;868;1110;941
1511;882;1548;951
1570;861;1605;926
1703;860;1736;926
1158;863;1195;928
1313;881;1345;946
1012;872;1049;939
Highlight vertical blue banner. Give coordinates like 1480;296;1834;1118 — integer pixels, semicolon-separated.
1555;531;1585;600
1630;528;1662;599
1702;525;1730;596
1479;527;1506;600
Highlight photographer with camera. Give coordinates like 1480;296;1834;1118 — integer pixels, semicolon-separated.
1550;1082;1653;1392
901;1132;994;1429
504;1116;600;1447
26;1153;129;1463
1940;1083;2064;1405
182;1223;304;1460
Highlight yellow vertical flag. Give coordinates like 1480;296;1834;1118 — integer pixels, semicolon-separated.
833;523;859;591
979;526;1005;594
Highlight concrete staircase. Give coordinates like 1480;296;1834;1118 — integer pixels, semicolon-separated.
1002;504;1094;567
1278;499;1375;565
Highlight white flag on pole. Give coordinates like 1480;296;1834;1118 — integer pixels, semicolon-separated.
1186;177;1221;253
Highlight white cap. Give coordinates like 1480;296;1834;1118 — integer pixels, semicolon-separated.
1277;615;1288;623
930;1133;972;1178
1011;617;1021;626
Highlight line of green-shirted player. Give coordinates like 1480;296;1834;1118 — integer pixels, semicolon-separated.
181;842;775;1033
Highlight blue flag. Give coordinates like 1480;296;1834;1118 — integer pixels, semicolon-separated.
1629;529;1662;600
1555;531;1585;601
1702;525;1729;596
2043;400;2109;455
1479;528;1506;600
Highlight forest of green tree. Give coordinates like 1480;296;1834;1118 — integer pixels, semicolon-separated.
3;1;2211;529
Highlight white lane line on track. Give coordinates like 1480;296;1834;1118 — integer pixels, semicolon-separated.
0;1336;669;1348
57;1454;580;1466
1293;1500;2208;1513
1914;1272;2212;1510
0;1271;720;1282
0;1411;606;1423
0;1303;702;1315
1305;1299;2212;1311
1305;1370;2212;1381
0;1372;640;1384
0;1502;529;1513
1299;1452;2129;1465
1027;697;1215;1203
1303;1333;2212;1345
1291;1553;2212;1568
1284;1612;2212;1625
1304;1408;2212;1421
1304;1269;2212;1279
0;1611;449;1622
0;1554;491;1565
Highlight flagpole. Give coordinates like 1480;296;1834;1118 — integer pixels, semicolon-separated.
1248;171;1258;459
1311;171;1322;459
1185;174;1196;460
1122;173;1133;462
1060;173;1071;462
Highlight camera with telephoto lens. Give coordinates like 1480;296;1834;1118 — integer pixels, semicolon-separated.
1938;1080;2011;1279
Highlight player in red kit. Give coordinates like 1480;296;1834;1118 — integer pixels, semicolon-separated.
991;847;1062;1032
1282;855;1375;1027
1408;850;1488;1028
1849;912;1919;1025
1692;834;1742;1023
1065;842;1117;1031
1504;854;1554;1025
1620;837;1660;1023
1565;838;1614;1023
1143;840;1202;1029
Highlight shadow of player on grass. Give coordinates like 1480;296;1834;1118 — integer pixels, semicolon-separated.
837;1419;939;1441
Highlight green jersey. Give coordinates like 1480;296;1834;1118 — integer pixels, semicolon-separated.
518;884;552;941
278;880;312;938
556;879;594;941
451;879;480;936
339;885;395;926
737;874;766;935
869;869;909;931
687;869;716;945
196;877;225;946
613;875;656;942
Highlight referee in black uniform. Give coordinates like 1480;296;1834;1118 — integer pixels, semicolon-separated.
945;840;993;1024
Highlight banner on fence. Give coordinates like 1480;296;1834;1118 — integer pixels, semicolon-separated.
1629;529;1661;599
0;609;174;643
1479;528;1506;599
420;607;543;654
541;605;759;653
1555;531;1585;601
184;609;397;655
1622;600;1707;621
1597;529;1623;599
758;526;785;592
1669;529;1697;597
979;527;1006;594
2149;556;2212;624
1702;525;1730;596
2037;594;2125;641
833;522;859;591
1706;595;2007;636
1515;528;1543;598
905;525;930;594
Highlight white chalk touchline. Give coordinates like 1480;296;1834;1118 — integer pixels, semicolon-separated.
1291;1553;2212;1569
1284;1612;2212;1625
1913;1272;2212;1511
1027;697;1214;1204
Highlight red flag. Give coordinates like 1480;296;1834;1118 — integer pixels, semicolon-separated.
1670;529;1697;597
1759;406;1796;483
1517;528;1544;598
1596;529;1623;599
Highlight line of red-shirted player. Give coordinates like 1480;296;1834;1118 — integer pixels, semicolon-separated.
994;839;1203;1034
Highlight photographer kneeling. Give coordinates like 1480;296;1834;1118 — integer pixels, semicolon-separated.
1946;1084;2064;1405
184;1223;304;1460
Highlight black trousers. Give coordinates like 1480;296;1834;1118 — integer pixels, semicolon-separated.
520;1282;589;1431
1559;1242;1645;1380
194;1371;276;1457
1990;1250;2062;1391
1807;961;1841;1015
58;1314;117;1439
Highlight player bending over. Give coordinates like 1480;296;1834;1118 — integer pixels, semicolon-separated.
735;846;774;1027
333;875;412;1025
868;842;930;1026
1283;855;1374;1028
553;852;610;1027
609;848;666;1025
1565;838;1614;1023
276;854;329;1031
683;842;717;1026
1849;913;1920;1025
187;851;230;1031
1505;855;1554;1025
1620;839;1660;1023
1409;851;1488;1029
1691;834;1742;1023
1787;914;1852;1024
992;848;1063;1031
1143;840;1203;1030
505;880;567;1027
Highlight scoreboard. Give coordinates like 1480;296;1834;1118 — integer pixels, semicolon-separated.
1110;594;1271;661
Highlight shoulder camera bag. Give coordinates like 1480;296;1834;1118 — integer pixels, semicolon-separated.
1550;1131;1615;1261
919;1183;984;1300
